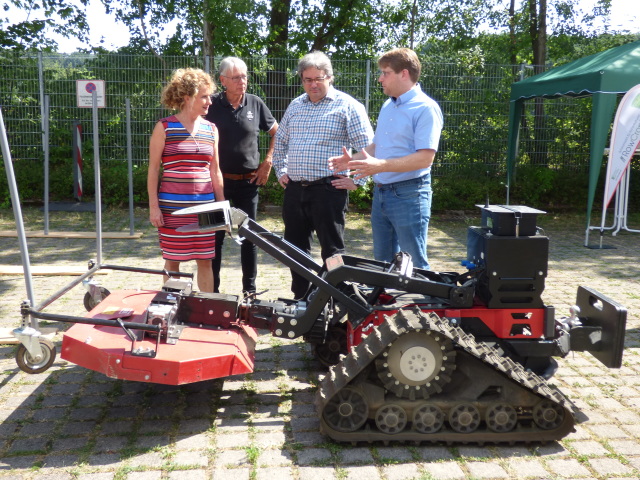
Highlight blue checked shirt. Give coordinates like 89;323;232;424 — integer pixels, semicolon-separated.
273;86;373;186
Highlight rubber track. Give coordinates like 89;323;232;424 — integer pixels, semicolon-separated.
316;307;576;444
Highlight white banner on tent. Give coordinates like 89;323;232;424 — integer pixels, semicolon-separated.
603;83;640;208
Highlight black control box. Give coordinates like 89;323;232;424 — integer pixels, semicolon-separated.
467;227;548;308
477;205;545;237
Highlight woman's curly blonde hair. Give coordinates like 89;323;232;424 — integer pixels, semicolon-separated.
161;68;217;111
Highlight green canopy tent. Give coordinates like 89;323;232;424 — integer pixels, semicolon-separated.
506;40;640;236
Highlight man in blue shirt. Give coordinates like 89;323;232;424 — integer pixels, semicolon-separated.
329;48;443;270
273;51;374;299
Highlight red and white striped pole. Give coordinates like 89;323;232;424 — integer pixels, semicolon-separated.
72;121;83;201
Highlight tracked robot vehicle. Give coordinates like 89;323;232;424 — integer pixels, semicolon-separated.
14;202;627;444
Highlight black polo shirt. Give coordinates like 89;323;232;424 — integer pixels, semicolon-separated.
205;92;276;174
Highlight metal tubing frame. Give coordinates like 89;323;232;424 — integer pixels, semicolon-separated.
38;53;49;235
34;264;193;313
586;165;640;246
1;108;37;316
3;101;193;364
34;263;102;312
24;309;162;334
612;168;640;235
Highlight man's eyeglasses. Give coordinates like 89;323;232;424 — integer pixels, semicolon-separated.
379;70;395;77
302;75;328;84
222;74;248;82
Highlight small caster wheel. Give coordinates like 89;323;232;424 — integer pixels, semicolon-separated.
83;287;111;311
16;339;56;374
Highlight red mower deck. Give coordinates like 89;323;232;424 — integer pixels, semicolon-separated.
61;289;257;384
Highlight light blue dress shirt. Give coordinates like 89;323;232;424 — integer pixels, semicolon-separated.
372;84;443;185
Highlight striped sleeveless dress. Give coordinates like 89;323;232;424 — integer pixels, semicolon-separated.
157;115;217;261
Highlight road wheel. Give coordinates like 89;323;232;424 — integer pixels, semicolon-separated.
375;403;407;434
323;386;369;433
448;403;481;433
376;328;455;400
533;400;564;430
486;403;518;432
412;403;445;433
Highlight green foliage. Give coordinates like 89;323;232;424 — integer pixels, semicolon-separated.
508;165;607;211
350;180;374;211
287;0;384;57
2;0;634;62
433;166;507;211
509;164;557;206
383;0;494;51
4;157;639;214
0;158;147;207
0;160;41;208
258;178;285;207
82;161;149;206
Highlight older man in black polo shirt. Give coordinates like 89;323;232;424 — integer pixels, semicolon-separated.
206;57;278;295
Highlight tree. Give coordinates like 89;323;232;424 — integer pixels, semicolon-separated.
528;0;546;72
0;0;89;50
381;0;497;53
495;0;614;167
525;0;548;166
95;0;385;60
267;0;291;58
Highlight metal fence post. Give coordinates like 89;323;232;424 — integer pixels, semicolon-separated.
126;98;135;236
38;54;50;234
43;96;50;235
92;91;103;264
365;59;371;115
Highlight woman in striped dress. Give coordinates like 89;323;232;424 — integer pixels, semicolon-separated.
148;68;224;292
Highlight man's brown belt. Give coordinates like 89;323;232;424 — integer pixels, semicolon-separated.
223;171;255;181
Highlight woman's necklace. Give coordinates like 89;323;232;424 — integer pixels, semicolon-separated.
191;117;201;152
176;113;201;152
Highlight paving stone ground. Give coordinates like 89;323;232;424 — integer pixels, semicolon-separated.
0;207;639;480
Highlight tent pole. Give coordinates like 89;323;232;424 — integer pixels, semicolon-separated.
505;99;523;206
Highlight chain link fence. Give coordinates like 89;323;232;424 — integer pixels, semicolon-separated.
0;52;593;180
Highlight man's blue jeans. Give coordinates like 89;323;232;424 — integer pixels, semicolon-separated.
371;174;432;270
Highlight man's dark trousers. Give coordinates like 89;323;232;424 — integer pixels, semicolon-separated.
282;179;348;299
212;179;259;293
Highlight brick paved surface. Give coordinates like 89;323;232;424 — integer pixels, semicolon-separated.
0;208;639;480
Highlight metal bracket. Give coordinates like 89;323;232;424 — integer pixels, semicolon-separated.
12;326;45;361
166;324;185;345
116;318;157;358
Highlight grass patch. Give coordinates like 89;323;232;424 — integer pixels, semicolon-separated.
244;445;260;464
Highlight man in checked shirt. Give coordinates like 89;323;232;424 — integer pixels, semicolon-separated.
273;51;374;299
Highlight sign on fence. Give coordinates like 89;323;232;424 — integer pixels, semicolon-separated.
76;80;106;108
